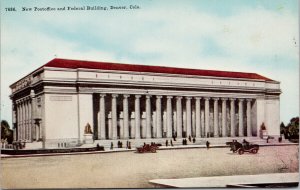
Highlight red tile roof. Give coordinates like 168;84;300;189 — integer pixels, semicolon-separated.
43;58;273;81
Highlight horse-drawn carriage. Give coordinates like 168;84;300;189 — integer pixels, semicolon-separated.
136;143;159;153
226;140;259;155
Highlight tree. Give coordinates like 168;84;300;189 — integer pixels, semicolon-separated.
287;117;299;139
280;122;287;138
1;120;13;144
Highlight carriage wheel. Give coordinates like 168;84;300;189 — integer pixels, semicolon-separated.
138;149;144;153
150;147;156;153
238;148;244;155
251;149;258;154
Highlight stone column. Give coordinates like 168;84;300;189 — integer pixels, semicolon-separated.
204;97;210;137
30;90;36;141
40;120;43;141
99;94;106;139
186;97;192;138
17;102;20;140
176;96;183;138
24;100;27;140
12;103;16;141
195;97;201;138
213;98;219;137
20;101;24;140
238;99;244;137
152;112;157;138
36;121;39;141
123;95;130;139
246;99;252;137
21;101;25;141
156;96;162;138
28;100;32;141
135;95;141;139
230;98;236;137
23;101;26;140
166;96;173;138
146;95;152;138
27;100;30;141
112;94;118;139
221;98;227;137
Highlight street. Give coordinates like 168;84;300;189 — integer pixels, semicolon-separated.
1;145;298;188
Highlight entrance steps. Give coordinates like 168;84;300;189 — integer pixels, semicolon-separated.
85;137;266;149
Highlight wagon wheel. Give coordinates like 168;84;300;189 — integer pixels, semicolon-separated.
137;149;144;153
238;148;244;155
251;148;258;154
150;147;156;153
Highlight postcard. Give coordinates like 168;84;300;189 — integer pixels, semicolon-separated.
0;0;299;189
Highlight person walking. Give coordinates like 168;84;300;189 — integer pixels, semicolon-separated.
170;140;173;146
206;141;210;149
166;140;169;147
110;142;113;150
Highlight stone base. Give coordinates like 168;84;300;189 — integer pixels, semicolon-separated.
260;130;268;139
83;134;94;144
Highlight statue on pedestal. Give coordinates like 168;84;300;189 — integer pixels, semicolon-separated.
84;123;93;134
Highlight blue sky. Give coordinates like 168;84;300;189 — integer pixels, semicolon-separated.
1;0;299;125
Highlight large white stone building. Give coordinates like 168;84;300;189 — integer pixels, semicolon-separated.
10;58;281;148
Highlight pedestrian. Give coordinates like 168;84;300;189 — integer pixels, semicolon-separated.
128;141;131;149
120;141;123;148
206;141;210;149
182;139;185;145
110;142;113;150
192;137;196;143
188;135;191;142
173;134;176;141
266;136;269;143
170;140;173;146
166;140;169;147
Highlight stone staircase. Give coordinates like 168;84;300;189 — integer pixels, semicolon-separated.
82;136;265;149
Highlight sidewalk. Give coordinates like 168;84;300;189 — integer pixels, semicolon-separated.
149;173;299;188
1;141;297;158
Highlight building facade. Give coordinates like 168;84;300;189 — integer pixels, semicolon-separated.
10;58;281;148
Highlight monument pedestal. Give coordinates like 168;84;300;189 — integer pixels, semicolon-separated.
260;130;268;139
83;134;94;144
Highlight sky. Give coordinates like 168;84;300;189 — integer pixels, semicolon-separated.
0;0;299;126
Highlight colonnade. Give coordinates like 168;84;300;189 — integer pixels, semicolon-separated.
15;96;41;142
97;94;254;140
